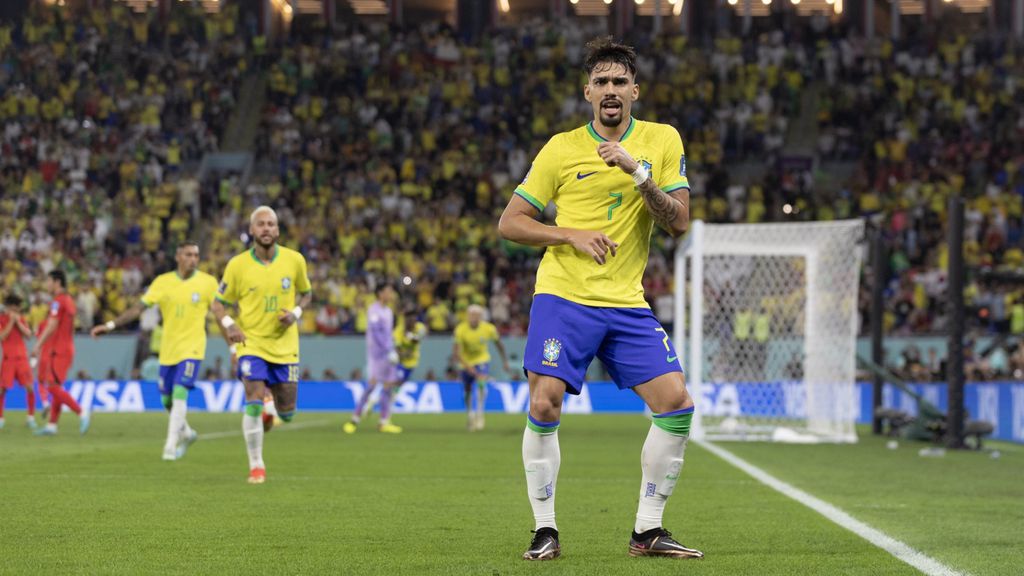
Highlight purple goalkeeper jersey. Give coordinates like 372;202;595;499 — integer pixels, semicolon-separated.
366;301;395;361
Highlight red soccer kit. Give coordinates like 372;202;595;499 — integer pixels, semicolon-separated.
41;293;80;424
0;312;35;418
35;316;50;407
42;294;76;386
0;313;33;389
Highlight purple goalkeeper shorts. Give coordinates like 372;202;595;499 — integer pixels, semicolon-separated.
367;358;397;384
523;294;682;395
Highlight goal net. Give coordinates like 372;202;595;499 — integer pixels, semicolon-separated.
674;220;864;443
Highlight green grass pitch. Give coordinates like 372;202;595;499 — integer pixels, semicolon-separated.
1;413;1021;575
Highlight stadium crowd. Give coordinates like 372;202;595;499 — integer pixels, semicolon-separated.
813;33;1024;338
1;6;1022;376
0;2;245;334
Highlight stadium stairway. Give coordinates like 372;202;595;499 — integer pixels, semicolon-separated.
784;80;820;157
222;72;266;152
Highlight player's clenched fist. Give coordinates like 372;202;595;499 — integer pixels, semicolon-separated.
566;229;618;265
278;310;298;327
597;142;639;174
225;324;246;344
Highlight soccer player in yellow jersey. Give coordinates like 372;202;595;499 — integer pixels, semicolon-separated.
211;206;312;485
498;38;702;561
395;308;427;384
91;241;220;461
452;304;510;431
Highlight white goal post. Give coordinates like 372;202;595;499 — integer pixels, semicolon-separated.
674;220;865;443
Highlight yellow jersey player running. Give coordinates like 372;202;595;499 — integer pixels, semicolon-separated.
498;38;702;561
395;308;427;384
452;304;510;431
91;241;221;461
212;206;312;484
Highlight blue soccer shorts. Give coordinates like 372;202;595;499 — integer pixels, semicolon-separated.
238;356;299;386
460;363;490;387
523;294;682;395
397;365;414;382
158;359;201;396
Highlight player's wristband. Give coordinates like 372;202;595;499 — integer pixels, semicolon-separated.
631;164;650;186
105;321;115;331
229;345;237;355
291;306;303;320
221;315;236;328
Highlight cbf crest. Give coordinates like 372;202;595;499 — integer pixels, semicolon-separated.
542;338;562;368
281;277;292;291
191;292;200;303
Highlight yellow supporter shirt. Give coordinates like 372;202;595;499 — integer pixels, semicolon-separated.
514;118;689;308
454;320;499;367
216;246;312;364
141;270;220;365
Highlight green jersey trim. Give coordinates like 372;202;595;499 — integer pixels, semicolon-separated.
586;116;635;143
249;246;279;266
514;188;545;212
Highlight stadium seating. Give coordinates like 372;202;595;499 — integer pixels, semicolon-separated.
1;8;1022;373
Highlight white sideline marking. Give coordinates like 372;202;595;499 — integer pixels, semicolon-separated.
698;440;967;576
199;419;333;440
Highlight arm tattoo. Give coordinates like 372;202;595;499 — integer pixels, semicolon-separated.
637;177;686;232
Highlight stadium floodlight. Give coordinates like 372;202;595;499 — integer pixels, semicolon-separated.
675;220;865;443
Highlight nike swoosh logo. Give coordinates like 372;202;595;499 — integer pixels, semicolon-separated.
577;171;597;180
666;355;678;363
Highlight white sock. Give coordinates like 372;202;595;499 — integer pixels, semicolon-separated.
242;413;265;470
164;399;187;452
635;424;689;533
476;385;486;424
179;418;194;439
523;426;560;531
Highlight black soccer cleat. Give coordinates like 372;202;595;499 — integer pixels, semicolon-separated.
523;527;561;561
628;528;703;559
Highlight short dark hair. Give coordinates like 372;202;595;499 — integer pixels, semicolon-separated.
583;37;638;79
3;293;21;307
375;283;394;296
48;269;67;288
178;240;200;250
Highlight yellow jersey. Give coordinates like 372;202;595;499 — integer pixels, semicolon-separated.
140;270;219;365
514;117;688;308
454;320;499;367
394;321;427;369
216;246;312;364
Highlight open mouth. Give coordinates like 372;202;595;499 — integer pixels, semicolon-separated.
602;100;622;114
